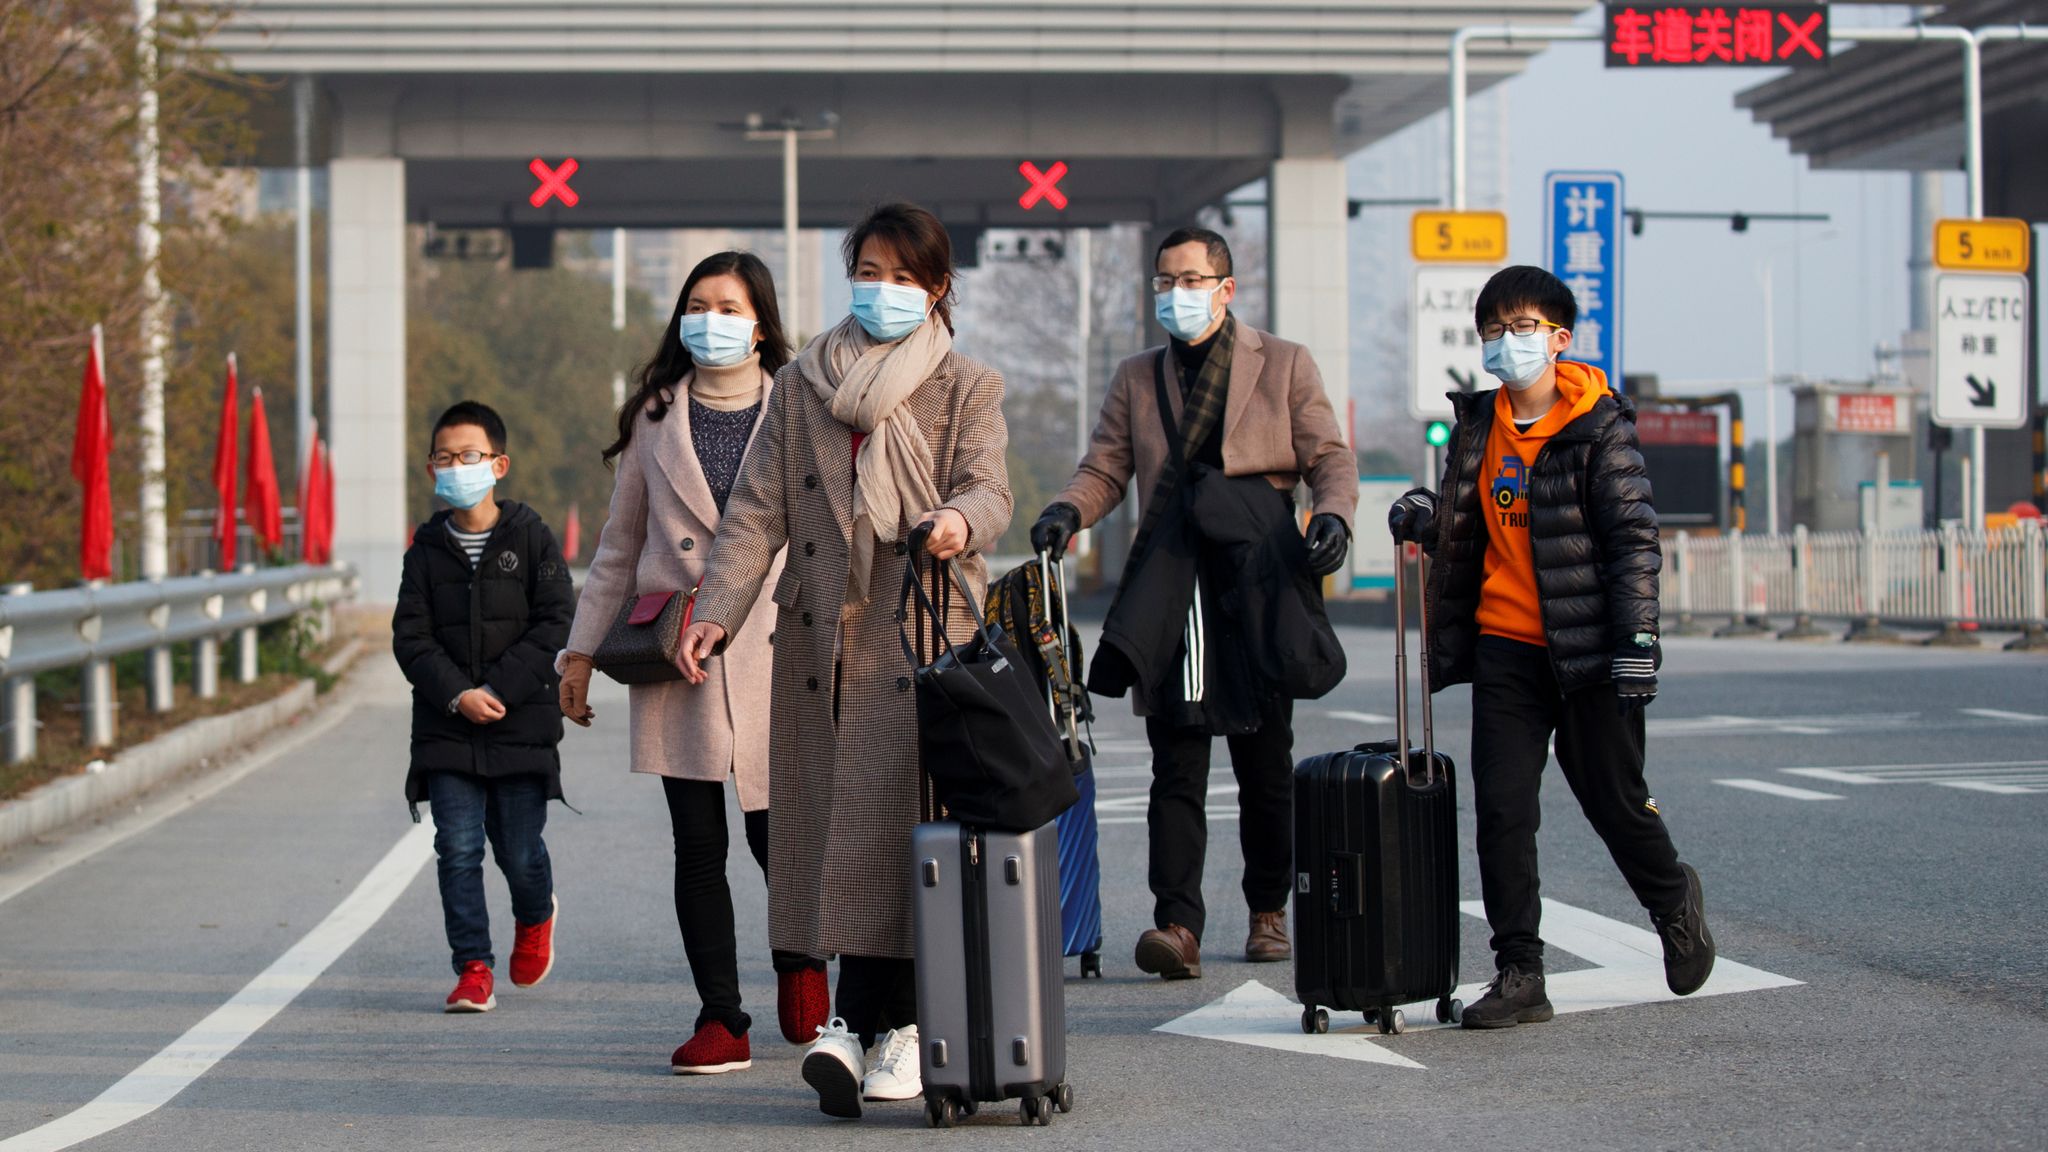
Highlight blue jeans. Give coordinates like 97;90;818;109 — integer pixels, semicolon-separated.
426;772;555;975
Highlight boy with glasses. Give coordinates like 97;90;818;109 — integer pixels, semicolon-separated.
393;401;575;1013
1387;265;1714;1029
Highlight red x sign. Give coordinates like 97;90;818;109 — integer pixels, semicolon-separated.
529;157;579;208
1018;161;1068;211
1776;10;1823;60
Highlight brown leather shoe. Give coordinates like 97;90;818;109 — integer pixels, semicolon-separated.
1133;924;1202;980
1245;910;1291;963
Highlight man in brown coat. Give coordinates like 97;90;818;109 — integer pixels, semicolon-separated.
1031;227;1356;980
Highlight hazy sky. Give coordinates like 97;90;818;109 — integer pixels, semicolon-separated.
1346;4;1963;425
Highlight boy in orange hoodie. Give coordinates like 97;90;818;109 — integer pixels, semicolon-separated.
1388;266;1713;1029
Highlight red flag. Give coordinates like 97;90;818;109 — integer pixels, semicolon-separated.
211;354;240;570
318;439;336;564
562;502;582;561
245;387;284;555
299;434;323;564
70;325;114;581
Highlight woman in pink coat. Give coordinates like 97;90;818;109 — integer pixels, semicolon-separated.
558;251;825;1076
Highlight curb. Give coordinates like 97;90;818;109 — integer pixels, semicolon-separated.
0;652;358;858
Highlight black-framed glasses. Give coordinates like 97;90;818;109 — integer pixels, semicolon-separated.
1150;273;1228;293
428;450;502;468
1478;318;1566;341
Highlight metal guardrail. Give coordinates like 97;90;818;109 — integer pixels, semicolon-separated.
0;564;358;764
1665;522;2048;650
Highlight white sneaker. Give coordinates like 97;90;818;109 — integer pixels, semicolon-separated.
801;1017;865;1119
862;1024;922;1101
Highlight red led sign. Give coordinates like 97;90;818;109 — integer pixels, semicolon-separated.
1018;161;1068;211
529;157;579;208
1604;5;1828;67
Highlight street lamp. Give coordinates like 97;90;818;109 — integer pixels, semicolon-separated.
727;110;838;340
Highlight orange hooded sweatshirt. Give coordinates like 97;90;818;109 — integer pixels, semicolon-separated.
1476;360;1612;646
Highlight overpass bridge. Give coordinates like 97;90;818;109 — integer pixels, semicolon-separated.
217;1;1583;595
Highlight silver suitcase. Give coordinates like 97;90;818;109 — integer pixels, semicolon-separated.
911;821;1073;1127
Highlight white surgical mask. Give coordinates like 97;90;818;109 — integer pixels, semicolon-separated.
1482;330;1555;390
1154;286;1219;343
849;280;932;342
678;311;758;368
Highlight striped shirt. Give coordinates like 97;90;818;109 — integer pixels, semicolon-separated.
449;525;491;569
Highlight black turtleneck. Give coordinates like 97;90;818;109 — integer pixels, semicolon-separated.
1167;334;1225;469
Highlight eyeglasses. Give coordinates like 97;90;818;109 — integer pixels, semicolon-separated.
1150;273;1228;293
428;450;501;468
1478;318;1567;340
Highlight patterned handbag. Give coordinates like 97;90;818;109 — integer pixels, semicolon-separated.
592;586;695;684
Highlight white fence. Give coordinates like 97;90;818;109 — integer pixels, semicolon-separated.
1664;522;2048;646
0;564;358;764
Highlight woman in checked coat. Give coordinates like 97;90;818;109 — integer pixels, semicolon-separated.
679;203;1012;1120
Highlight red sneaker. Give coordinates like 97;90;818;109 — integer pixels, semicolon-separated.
778;964;830;1045
445;960;495;1013
670;1020;753;1075
510;894;557;988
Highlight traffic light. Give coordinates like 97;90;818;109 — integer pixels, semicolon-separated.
1426;421;1451;448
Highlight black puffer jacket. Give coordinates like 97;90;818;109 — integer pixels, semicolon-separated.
393;501;574;806
1424;387;1661;694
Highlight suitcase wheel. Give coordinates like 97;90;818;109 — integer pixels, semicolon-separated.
1301;1006;1330;1035
1020;1094;1052;1126
924;1095;960;1129
1377;1008;1406;1036
1054;1082;1074;1114
1080;950;1102;979
1361;1008;1378;1027
1437;997;1463;1025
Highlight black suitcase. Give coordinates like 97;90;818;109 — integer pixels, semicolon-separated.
1292;550;1461;1035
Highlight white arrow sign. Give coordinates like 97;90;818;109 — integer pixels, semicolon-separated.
1411;265;1496;421
1932;271;2030;429
1156;898;1801;1068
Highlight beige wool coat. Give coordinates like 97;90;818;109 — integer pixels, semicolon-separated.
1054;322;1358;532
566;371;784;812
692;351;1012;960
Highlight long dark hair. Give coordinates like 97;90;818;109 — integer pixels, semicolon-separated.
843;202;958;334
603;250;792;465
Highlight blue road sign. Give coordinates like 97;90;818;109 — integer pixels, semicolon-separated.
1544;170;1624;388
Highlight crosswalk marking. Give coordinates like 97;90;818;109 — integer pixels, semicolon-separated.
1326;710;1395;725
1960;708;2048;723
1776;759;2048;796
1715;778;1843;801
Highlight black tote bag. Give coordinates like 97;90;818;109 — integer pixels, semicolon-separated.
898;549;1076;833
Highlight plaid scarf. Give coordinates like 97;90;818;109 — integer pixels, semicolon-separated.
1128;315;1236;564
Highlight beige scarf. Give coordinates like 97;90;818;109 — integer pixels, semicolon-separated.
685;354;766;412
798;312;953;603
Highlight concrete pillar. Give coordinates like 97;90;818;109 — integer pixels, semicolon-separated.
328;157;409;601
1268;156;1351;445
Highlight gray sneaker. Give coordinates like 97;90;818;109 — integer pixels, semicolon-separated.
1654;862;1716;996
1459;965;1554;1030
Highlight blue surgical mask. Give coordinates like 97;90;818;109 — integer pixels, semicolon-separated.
849;280;932;342
1155;286;1219;343
1482;331;1554;391
434;461;498;509
678;311;758;368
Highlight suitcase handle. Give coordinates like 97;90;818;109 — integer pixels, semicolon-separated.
1392;543;1439;785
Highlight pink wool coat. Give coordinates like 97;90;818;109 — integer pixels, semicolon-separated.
566;373;784;811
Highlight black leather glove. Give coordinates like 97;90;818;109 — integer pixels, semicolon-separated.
1613;633;1661;712
1303;513;1350;578
1387;487;1438;544
1030;502;1082;560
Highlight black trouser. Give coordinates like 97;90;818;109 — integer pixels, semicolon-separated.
661;778;815;1036
835;955;917;1050
1470;636;1688;973
1144;694;1295;943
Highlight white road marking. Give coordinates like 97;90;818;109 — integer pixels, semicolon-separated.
1157;898;1801;1068
1782;768;1882;786
1779;758;2048;774
1961;708;2048;723
1715;778;1844;801
0;696;361;910
0;823;434;1152
1648;712;1915;738
1326;710;1395;726
1936;780;2036;795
